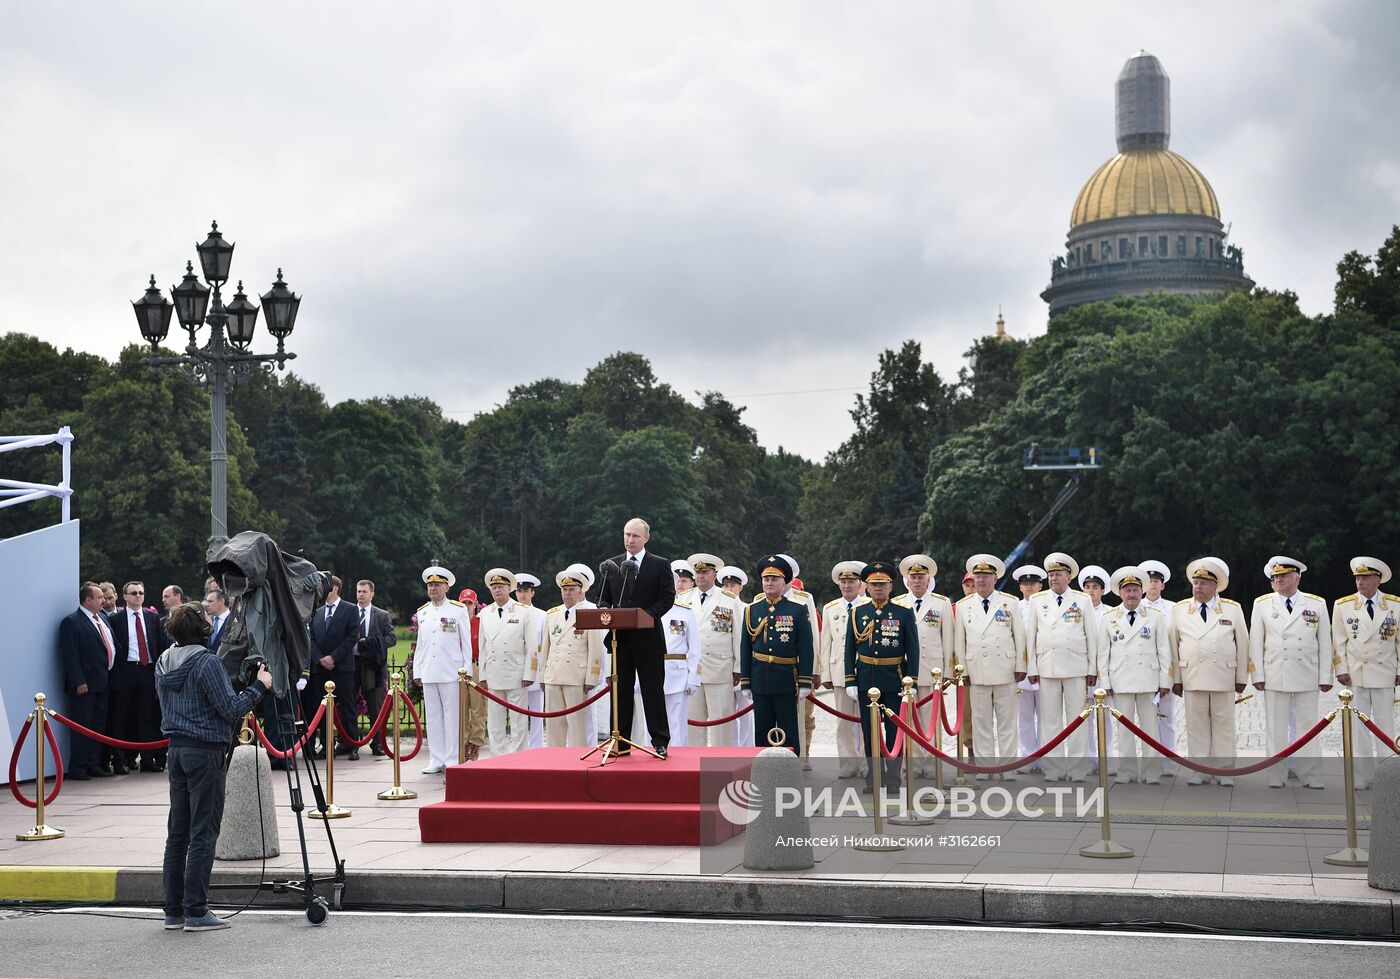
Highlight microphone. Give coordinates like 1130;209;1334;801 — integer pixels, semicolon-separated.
619;553;638;606
598;558;622;609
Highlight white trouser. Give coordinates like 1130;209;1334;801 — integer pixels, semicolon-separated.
1184;690;1235;770
487;686;529;756
545;684;590;748
1155;689;1180;774
1266;689;1321;785
1351;685;1395;786
527;685;545;749
1086;691;1116;771
830;686;867;775
687;682;736;746
1037;677;1088;780
633;691;691;748
734;687;754;746
422;681;458;769
1018;681;1041;769
970;682;1018;766
1115;691;1159;781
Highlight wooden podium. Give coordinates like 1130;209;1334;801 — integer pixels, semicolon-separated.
574;607;659;764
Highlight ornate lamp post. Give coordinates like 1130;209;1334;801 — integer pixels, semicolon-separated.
132;221;300;557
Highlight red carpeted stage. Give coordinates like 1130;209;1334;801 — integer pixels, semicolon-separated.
419;746;764;846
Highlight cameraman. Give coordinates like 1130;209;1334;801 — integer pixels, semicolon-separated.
155;601;272;932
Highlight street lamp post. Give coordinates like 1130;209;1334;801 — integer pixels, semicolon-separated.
132;221;301;558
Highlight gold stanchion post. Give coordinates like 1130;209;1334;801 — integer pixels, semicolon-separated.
854;687;904;852
378;672;417;801
1324;689;1367;866
931;667;945;791
1079;688;1133;858
458;668;469;765
310;681;351;819
951;665;970;788
889;677;935;827
17;694;64;842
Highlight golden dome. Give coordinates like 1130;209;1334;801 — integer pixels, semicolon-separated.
1070;148;1220;228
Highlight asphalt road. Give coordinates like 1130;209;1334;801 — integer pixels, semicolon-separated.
1;908;1394;977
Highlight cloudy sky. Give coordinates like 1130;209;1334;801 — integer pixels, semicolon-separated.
2;1;1395;460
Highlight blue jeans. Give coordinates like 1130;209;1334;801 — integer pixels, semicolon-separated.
163;745;227;919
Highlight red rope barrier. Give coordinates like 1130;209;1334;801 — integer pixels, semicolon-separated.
809;693;861;723
334;692;394;748
940;683;966;736
47;710;170;751
1113;710;1334;777
8;714;64;808
688;700;755;727
1361;716;1400;755
887;708;1088;774
251;703;325;760
472;682;612;718
378;695;423;762
879;701;912;759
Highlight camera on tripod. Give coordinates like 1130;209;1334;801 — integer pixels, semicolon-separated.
240;655;269;691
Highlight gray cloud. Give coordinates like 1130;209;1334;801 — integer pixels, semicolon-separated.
1;1;1393;460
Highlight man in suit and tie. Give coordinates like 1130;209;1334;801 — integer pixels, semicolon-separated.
353;579;397;756
205;588;231;654
107;581;168;773
597;516;677;758
306;576;360;760
58;583;116;780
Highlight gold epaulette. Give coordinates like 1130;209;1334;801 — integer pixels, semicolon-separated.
1334;594;1357;605
448;599;465;607
791;588;810;597
1219;597;1240;606
823;597;846;610
1386;593;1400;603
417;602;431;613
1255;593;1273;603
675;599;692;610
749;595;767;606
1303;592;1323;601
548;604;564;613
891;594;911;606
929;592;948;601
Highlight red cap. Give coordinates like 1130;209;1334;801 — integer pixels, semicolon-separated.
790;577;804;591
458;588;478;603
961;572;974;583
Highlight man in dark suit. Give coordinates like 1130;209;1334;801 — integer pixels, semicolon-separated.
353;579;397;756
306;576;360;759
106;581;168;772
205;587;231;654
597;517;677;758
58;583;116;780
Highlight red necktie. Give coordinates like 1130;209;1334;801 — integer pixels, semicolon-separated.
134;611;150;666
95;614;115;669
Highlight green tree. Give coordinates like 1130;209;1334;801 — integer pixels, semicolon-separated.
1335;224;1400;328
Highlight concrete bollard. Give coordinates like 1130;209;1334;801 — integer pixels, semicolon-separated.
1368;755;1400;890
216;744;280;860
742;747;813;871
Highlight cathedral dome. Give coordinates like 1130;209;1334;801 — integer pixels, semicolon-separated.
1070;148;1220;228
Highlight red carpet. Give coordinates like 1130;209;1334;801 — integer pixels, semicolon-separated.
419;746;764;846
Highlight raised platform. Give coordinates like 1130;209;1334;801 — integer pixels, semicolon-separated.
419;746;763;846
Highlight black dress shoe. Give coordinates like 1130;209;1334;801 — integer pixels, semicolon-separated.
140;763;159;773
369;744;385;757
91;766;113;777
112;763;130;775
153;760;166;772
68;769;91;781
347;749;360;761
334;743;350;756
96;764;115;776
654;745;668;760
311;747;326;760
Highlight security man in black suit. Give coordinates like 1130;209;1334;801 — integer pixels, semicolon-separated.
107;581;168;772
58;583;115;779
597;516;677;758
306;575;361;759
738;555;814;754
844;561;920;793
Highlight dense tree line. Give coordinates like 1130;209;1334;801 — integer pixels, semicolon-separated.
2;228;1396;616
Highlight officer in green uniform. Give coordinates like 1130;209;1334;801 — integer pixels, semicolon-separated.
844;561;920;793
738;555;814;754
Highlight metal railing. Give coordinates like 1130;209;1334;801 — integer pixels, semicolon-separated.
0;427;74;521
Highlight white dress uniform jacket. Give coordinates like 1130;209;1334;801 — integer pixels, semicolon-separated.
1169;597;1250;690
1332;591;1400;686
412;599;474;682
692;586;743;684
1098;605;1171;693
894;591;955;677
1250;592;1332;690
953;591;1027;684
1027;589;1098;678
534;602;604;687
477;598;533;688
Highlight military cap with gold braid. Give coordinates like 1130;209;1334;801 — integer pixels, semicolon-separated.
899;554;937;578
1262;555;1306;579
1110;565;1147;596
422;564;456;588
830;560;866;584
1350;556;1392;584
555;562;595;590
484;567;516;589
965;553;1006;578
688;553;723;573
861;560;897;584
1186;557;1229;593
1042;551;1080;579
755;554;794;582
